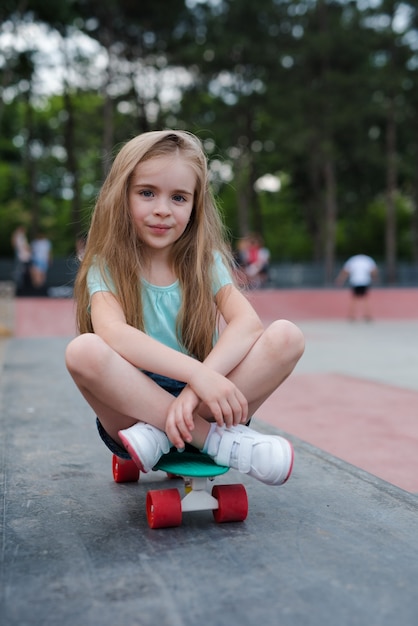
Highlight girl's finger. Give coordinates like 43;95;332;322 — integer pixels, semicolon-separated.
220;401;234;428
173;412;193;444
168;425;186;450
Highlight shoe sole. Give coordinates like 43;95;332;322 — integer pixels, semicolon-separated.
118;431;147;473
282;440;294;484
267;438;294;486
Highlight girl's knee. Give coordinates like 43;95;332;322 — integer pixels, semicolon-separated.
65;333;106;375
266;319;305;360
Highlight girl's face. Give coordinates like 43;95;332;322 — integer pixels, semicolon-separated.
128;153;196;256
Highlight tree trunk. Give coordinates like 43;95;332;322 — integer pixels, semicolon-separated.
102;91;114;177
412;167;418;263
23;90;39;238
323;156;337;284
235;149;251;237
307;148;323;262
101;41;115;177
385;95;397;283
63;89;82;241
249;159;263;236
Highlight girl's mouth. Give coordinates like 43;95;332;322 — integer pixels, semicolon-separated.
149;225;170;235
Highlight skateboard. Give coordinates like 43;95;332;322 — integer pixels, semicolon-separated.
112;450;248;529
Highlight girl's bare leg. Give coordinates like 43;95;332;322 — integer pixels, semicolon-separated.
198;319;304;485
66;320;303;449
66;323;304;485
235;319;304;415
65;333;210;448
198;319;305;420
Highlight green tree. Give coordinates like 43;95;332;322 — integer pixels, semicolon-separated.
1;0;418;282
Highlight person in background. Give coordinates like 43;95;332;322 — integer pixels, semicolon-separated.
233;236;250;285
335;254;379;321
11;225;32;290
30;232;52;289
243;233;270;289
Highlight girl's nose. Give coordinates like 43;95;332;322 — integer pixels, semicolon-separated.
154;198;171;215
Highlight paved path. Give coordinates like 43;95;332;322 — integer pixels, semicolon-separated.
1;290;418;625
6;290;418;492
260;319;418;493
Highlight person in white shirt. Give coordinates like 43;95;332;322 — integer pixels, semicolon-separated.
336;254;379;321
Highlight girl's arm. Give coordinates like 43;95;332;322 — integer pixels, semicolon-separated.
165;284;265;446
204;283;264;376
90;290;203;382
90;285;261;379
90;290;248;447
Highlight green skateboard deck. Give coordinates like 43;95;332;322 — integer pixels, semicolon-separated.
154;451;229;477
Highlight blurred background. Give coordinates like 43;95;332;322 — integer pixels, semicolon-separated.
0;0;418;291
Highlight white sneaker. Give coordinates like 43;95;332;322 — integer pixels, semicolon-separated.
118;422;170;473
204;424;294;486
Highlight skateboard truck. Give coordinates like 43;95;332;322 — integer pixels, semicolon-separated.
181;477;219;512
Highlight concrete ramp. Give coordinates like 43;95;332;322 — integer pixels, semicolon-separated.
1;337;418;625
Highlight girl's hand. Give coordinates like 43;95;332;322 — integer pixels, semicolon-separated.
189;367;248;428
165;386;199;449
165;369;248;449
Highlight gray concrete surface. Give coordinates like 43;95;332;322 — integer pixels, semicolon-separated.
0;339;8;367
1;335;418;626
295;320;418;391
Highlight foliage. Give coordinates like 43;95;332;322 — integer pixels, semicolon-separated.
0;0;418;282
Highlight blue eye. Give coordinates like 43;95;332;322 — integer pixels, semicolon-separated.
173;194;186;202
140;189;154;198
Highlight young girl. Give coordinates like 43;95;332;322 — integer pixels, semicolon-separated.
65;130;305;486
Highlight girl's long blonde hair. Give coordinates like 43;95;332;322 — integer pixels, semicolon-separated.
75;130;235;361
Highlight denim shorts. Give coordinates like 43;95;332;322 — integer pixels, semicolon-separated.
96;371;186;459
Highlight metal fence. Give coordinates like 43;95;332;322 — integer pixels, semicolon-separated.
0;258;417;294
